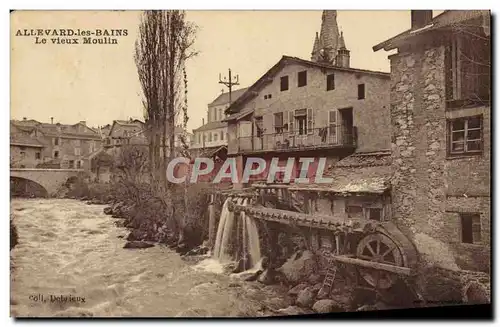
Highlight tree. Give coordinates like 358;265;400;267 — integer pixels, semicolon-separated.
134;10;197;240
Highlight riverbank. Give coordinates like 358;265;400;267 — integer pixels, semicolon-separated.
60;185;387;314
10;199;300;317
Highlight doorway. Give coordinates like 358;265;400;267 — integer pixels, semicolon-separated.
339;107;353;144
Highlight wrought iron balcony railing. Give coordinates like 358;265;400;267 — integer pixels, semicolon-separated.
229;125;357;154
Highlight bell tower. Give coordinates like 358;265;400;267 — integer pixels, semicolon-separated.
311;10;348;67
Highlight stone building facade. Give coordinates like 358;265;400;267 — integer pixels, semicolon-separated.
224;55;390;184
10;118;103;170
374;10;491;271
191;88;247;150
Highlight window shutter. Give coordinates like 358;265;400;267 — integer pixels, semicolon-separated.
288;110;294;135
472;215;482;243
307;108;314;134
329;110;337;142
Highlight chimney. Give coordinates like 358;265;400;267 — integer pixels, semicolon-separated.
23;117;27;121
202;118;205;126
51;117;54;124
411;10;433;30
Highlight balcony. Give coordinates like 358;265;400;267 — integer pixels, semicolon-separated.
229;125;357;154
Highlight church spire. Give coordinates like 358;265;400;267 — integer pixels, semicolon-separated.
311;10;341;65
318;10;339;64
311;32;320;61
338;31;346;49
335;30;350;68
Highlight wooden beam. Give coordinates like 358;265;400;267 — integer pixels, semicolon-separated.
331;255;412;276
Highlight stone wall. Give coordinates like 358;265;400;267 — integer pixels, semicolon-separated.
390;43;490;271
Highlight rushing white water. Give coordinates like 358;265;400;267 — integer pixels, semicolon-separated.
10;199;289;317
244;213;262;269
212;197;261;270
213;197;232;261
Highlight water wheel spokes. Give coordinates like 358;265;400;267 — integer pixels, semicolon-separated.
356;233;404;289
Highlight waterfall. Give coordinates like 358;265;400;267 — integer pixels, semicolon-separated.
213;197;231;260
212;197;261;271
244;213;262;268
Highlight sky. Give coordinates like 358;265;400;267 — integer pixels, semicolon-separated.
10;10;443;132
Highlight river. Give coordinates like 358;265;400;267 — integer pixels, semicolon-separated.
10;199;291;317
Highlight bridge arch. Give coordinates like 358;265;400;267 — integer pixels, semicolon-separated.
10;168;84;197
10;176;49;198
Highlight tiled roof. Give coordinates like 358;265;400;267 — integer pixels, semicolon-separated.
331;150;392;169
223;108;253;122
373;10;490;51
289;151;393;195
193;120;227;132
10;134;44;147
11;120;101;139
209;88;248;107
114;119;145;126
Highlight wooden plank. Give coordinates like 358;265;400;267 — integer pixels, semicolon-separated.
331;255;412;276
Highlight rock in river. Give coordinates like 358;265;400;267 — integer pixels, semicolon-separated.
288;283;308;297
277;250;318;285
312;299;343;313
295;287;315;308
123;241;154;249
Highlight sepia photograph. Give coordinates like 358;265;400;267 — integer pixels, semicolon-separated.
9;8;492;319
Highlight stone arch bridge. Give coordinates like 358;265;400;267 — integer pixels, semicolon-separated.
10;168;85;197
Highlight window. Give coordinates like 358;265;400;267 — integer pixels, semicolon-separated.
197;133;201;144
460;213;481;244
274;112;284;134
295;109;307;135
298;71;307;87
54;137;59;146
35;152;41;160
448;116;482;155
76;160;82;169
203;133;207;143
214;133;218;141
20;151;25;159
327;73;335;91
209;133;213;142
54;151;59;158
74;148;81;156
219;108;223;121
369;208;382;221
358;84;365;99
264;94;272;100
69;160;75;168
280;76;289;91
220;131;224;141
445;26;490;107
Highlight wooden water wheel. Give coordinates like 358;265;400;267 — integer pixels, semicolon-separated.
356;233;404;289
353;222;418;290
